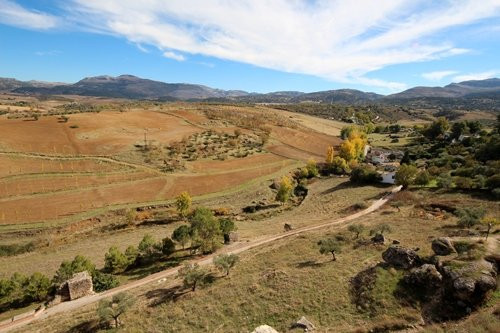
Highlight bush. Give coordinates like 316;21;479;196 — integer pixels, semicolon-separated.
92;271;119;292
456;207;486;228
395;164;418;188
104;246;129;274
213;253;239;276
53;255;96;285
414;170;431;186
350;165;382;184
0;242;35;257
161;237;176;256
172;225;191;249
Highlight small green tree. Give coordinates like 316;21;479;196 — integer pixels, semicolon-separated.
53;255;95;285
219;218;236;244
172;225;191;249
97;292;135;328
456;207;486;228
395;164;418;188
318;238;342;261
177;263;208;291
161;237;176;256
213;253;239;276
175;191;192;218
104;246;129;274
92;271;119;292
189;207;222;254
275;176;293;204
124;246;138;267
25;272;51;302
138;234;158;260
347;224;365;239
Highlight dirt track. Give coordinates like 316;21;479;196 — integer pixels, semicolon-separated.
0;185;402;333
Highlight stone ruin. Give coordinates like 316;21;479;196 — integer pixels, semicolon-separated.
59;271;94;301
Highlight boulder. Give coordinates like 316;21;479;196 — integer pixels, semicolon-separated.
371;233;385;244
432;237;455;256
382;246;421;269
406;264;442;288
284;223;293;232
442;260;498;304
252;325;279;333
291;316;316;331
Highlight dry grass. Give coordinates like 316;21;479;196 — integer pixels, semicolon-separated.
16;196;473;333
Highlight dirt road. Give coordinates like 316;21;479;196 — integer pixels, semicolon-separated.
0;185;402;332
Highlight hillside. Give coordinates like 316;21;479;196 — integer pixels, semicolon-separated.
3;75;499;107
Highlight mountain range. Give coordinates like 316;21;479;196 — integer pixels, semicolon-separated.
1;75;500;104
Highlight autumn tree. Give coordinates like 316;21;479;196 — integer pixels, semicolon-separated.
175;191;192;218
325;146;335;164
306;159;319;177
275;176;293;204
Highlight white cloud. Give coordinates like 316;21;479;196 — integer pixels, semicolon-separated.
422;70;459;81
452;70;499;82
34;50;61;56
0;0;58;29
30;0;500;91
163;51;185;61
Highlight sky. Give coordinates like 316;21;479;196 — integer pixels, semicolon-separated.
0;0;500;94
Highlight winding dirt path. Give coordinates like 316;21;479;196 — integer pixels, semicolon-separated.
0;185;402;332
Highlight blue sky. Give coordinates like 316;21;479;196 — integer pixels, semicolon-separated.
1;0;500;94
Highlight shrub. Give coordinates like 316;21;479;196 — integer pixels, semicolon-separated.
219;218;236;244
138;234;158;260
53;255;95;285
395;164;418;188
104;246;129;274
456;207;486;228
161;237;176;256
414;170;431;186
350;165;382;184
124;246;138;267
91;271;118;292
348;224;365;239
0;242;35;257
306;159;319;177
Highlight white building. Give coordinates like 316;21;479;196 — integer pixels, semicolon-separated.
380;171;396;184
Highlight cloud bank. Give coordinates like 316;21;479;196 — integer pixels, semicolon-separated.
0;0;57;29
2;0;500;91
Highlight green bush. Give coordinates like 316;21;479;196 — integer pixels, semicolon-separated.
350;165;382;184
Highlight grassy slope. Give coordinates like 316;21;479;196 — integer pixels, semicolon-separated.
18;187;500;333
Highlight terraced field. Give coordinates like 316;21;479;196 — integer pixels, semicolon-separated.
0;104;343;231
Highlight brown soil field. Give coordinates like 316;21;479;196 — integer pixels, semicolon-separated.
0;160;295;224
269;125;342;158
0;171;153;198
188;153;286;172
0;155;125;178
0;111;203;155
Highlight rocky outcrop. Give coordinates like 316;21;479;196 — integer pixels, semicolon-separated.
382;246;421;269
371;233;385;244
432;238;455;256
441;260;497;304
252;325;279;333
291;316;316;331
406;264;443;288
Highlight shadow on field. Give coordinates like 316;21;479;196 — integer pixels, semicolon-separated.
68;319;100;333
145;285;187;306
295;260;325;268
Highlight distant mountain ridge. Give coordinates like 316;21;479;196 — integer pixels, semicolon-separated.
1;75;499;103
